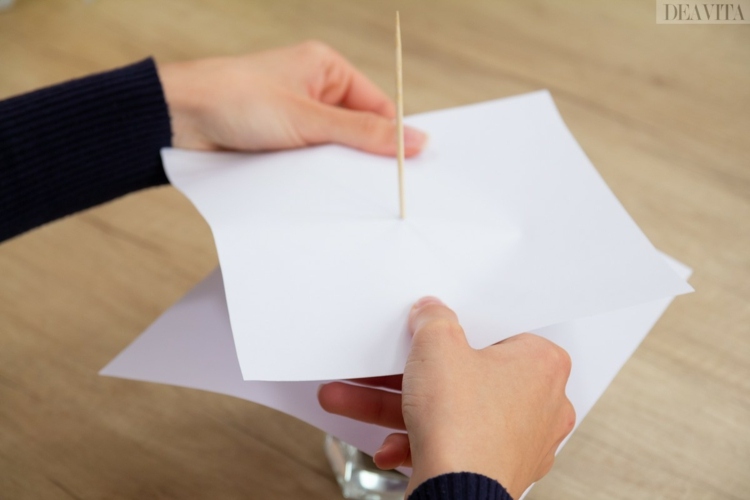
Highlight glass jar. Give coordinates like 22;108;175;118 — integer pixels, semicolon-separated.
325;435;409;499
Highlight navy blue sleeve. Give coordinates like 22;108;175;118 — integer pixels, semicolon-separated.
409;472;514;500
0;58;171;242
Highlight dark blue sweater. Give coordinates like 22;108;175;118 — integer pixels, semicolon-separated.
0;58;513;500
0;59;170;241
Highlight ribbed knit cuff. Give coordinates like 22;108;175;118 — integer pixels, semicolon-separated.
0;58;171;241
409;472;513;500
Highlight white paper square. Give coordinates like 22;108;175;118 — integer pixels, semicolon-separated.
162;91;691;381
100;255;691;476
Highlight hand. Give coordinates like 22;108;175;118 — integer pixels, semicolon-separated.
318;297;576;499
157;41;427;156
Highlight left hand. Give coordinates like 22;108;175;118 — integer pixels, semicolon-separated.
157;40;427;156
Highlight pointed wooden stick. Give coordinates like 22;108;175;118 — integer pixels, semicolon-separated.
396;11;406;219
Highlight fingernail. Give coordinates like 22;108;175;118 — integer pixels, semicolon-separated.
412;296;444;310
374;443;387;457
404;126;428;151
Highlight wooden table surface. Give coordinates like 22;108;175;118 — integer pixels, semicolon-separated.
1;1;748;498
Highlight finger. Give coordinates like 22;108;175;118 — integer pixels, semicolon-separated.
557;399;576;444
340;69;396;118
350;375;403;391
408;296;467;347
541;401;576;467
312;44;396;118
317;382;406;430
547;427;571;459
373;433;412;470
299;100;427;158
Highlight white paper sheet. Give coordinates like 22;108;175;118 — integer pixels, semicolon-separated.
162;91;692;381
101;254;691;483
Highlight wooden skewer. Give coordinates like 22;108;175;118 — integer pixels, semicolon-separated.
396;11;406;219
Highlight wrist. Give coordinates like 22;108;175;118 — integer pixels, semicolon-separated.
156;61;213;150
408;443;523;499
407;472;515;500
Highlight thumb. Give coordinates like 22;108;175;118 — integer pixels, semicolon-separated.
299;100;428;157
408;296;468;349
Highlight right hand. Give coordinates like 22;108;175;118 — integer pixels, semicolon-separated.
318;297;576;499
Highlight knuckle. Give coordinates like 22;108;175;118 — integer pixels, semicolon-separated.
539;455;555;478
507;334;571;377
514;332;540;344
299;39;333;57
356;112;379;131
555;346;572;374
564;400;577;433
351;113;393;151
423;318;463;338
538;339;571;374
356;112;388;136
413;317;464;349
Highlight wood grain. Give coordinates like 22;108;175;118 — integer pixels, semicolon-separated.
1;1;748;498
